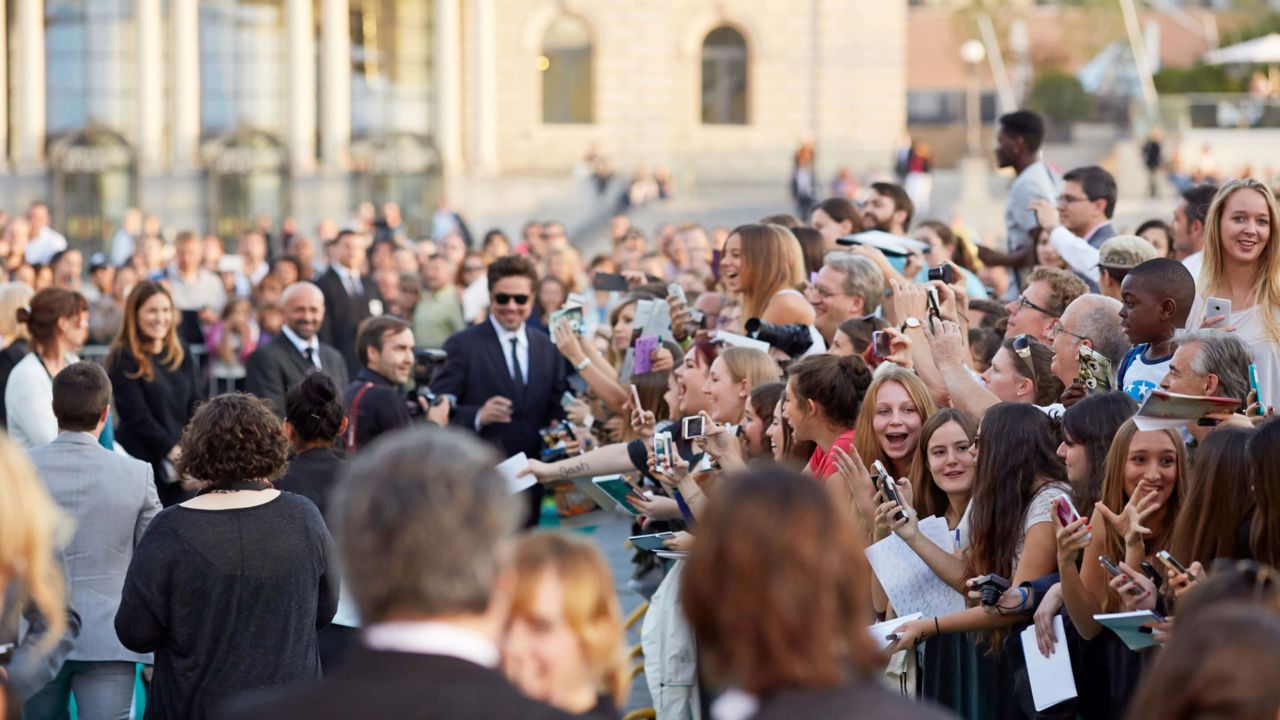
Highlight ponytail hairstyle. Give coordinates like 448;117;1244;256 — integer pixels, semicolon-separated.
17;287;88;356
787;353;871;429
285;372;347;446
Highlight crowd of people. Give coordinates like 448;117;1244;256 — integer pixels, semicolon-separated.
4;107;1280;720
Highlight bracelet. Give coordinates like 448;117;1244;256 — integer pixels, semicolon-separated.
574;357;591;371
1016;586;1029;613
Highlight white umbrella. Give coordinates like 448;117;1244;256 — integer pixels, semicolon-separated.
1203;33;1280;91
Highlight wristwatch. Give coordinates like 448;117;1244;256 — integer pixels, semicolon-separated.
901;317;923;332
574;357;591;372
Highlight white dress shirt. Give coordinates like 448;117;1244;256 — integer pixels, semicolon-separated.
1048;222;1111;283
281;324;323;370
489;315;529;385
332;263;364;296
363;621;500;668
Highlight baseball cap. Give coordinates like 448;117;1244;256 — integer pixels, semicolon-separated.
1096;235;1158;270
89;252;112;271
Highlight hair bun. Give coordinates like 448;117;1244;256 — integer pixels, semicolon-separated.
301;371;337;403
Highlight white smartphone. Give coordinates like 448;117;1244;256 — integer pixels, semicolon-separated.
630;384;643;410
682;415;705;440
1205;296;1232;328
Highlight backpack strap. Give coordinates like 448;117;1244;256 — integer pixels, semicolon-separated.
345;382;376;453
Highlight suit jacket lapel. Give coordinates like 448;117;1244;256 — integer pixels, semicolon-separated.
277;334;312;375
480;321;518;399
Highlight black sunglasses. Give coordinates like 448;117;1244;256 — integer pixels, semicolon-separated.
494;293;530;306
1011;333;1039;387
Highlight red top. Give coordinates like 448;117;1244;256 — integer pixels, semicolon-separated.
808;429;857;482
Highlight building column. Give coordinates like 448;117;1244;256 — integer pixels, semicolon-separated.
434;0;462;175
13;0;45;170
170;0;199;170
136;0;164;172
468;0;496;173
0;0;9;170
287;0;317;174
319;0;350;170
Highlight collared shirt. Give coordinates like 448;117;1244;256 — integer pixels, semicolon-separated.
332;263;364;297
489;315;529;385
25;226;69;265
281;324;322;369
363;621;499;669
1049;225;1104;283
1005;160;1059;252
166;263;228;313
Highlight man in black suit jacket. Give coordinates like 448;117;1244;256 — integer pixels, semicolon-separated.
223;428;572;720
316;229;383;374
433;255;567;524
245;282;348;415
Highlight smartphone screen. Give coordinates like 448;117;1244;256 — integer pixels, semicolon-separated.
682;415;705;440
872;331;891;359
593;273;630;292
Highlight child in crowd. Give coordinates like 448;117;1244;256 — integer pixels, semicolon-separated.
1116;258;1196;403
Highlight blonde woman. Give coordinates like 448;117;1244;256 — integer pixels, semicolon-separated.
0;434;71;707
1185;178;1280;404
718;224;815;334
0;282;35;428
503;533;628;719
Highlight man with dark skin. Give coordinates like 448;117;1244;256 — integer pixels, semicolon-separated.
977;111;1058;285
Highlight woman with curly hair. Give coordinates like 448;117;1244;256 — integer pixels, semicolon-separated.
115;393;338;719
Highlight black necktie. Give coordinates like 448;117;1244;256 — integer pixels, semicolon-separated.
510;337;525;400
304;347;316;368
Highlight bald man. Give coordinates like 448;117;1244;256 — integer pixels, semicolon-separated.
245;282;350;415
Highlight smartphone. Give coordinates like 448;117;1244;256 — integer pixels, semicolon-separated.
872;330;892;359
926;286;942;319
653;431;673;472
681;415;705;440
872;460;906;522
1077;345;1113;392
1098;554;1124;579
630;532;677;552
1205;296;1232;328
1140;561;1163;589
667;282;687;304
1156;550;1189;576
593;272;630;292
630;384;643;411
1250;363;1265;415
560;391;577;410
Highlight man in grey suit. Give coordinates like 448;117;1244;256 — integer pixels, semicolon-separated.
245;282;349;416
24;362;161;720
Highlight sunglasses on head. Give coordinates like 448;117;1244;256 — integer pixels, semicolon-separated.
494;293;530;306
1011;333;1039;386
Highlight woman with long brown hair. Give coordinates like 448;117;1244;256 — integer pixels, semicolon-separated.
682;467;952;719
1168;426;1255;567
5;287;89;448
717;223;815;335
1249;417;1280;567
852;366;937;482
107;280;201;506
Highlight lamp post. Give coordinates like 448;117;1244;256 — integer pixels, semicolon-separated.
961;39;987;158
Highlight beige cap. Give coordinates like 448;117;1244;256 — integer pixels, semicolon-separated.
1097;234;1159;270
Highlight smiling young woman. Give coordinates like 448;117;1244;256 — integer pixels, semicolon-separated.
1187;179;1280;404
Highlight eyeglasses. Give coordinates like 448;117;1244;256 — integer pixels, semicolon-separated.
1057;194;1090;205
1015;294;1061;318
494;293;530;306
1011;333;1039;386
1047;320;1089;344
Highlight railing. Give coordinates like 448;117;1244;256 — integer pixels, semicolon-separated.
1158;93;1280;130
81;343;240;399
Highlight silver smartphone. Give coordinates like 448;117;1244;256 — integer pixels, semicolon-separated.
1205;296;1231;328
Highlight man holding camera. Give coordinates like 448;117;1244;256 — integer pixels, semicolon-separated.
342;317;449;452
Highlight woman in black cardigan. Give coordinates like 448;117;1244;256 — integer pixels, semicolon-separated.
107;280;201;506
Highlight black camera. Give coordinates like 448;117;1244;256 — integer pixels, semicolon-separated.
972;574;1011;606
744;318;813;358
407;348;454;417
927;264;955;284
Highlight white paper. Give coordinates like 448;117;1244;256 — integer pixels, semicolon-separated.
497;453;535;494
837;230;930;257
863;516;966;618
711;331;771;354
1132;415;1188;432
1094;611;1162;651
867;612;922;651
1021;616;1077;711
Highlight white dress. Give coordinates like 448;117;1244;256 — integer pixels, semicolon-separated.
1187;296;1280;407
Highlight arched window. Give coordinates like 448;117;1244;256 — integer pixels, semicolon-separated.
701;26;748;125
541;14;593;124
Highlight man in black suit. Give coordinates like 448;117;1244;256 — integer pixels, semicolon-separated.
433;255;567;524
224;428;573;720
245;282;348;415
316;229;383;373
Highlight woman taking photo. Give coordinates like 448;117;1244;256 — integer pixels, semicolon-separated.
1185;179;1280;402
782;353;871;481
718;223;815;334
980;334;1063;406
5;288;88;449
115;394;337;719
853;366;936;482
682;467;952;720
107;280;201;506
503;533;628;719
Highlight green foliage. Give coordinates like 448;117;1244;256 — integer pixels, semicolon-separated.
1153;64;1247;94
1027;70;1092;123
1219;12;1280;47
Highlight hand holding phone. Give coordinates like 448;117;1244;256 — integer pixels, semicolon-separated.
1054;496;1092;543
1205;296;1231;329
